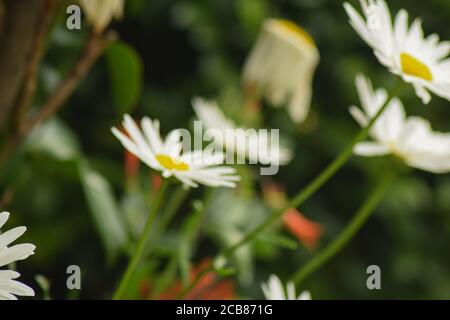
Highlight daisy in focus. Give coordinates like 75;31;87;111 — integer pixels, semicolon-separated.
350;74;450;173
112;114;240;188
344;0;450;104
242;18;320;123
261;274;311;300
80;0;124;33
0;212;35;300
192;98;292;166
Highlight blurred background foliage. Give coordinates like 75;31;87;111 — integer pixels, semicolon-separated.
2;0;450;299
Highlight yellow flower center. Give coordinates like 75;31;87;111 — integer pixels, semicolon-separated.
275;19;315;47
400;52;433;81
155;154;189;171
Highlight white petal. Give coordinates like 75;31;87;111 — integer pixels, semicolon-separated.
394;9;408;44
298;291;312;300
286;282;297;300
141;117;163;153
0;226;27;248
172;172;199;188
288;81;312;123
111;127;140;155
344;3;371;46
354;142;390;156
0;279;34;297
266;274;286;300
406;154;450;174
413;83;431;104
397;117;431;152
379;97;406;142
0;244;35;267
0;212;9;229
123;115;155;158
0;270;20;280
0;290;17;300
349;106;369;127
112;122;159;169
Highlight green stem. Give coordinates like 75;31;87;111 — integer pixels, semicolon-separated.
176;265;212;300
143;186;191;287
149;254;179;298
220;80;403;259
158;186;190;233
179;191;214;285
152;196;211;299
177;80;403;299
291;172;394;286
173;190;215;299
113;180;169;300
144;185;191;259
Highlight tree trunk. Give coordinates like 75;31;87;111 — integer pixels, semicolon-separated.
0;1;5;36
0;0;39;133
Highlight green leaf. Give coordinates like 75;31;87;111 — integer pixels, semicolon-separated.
35;275;51;300
258;233;298;250
215;267;237;278
26;117;81;161
78;161;129;262
106;41;143;115
235;0;269;37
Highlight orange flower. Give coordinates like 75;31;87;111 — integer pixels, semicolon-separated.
151;174;163;191
262;180;323;249
124;150;140;180
142;259;236;300
283;208;323;250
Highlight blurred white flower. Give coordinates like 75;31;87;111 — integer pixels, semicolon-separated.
192;98;292;166
80;0;124;33
344;0;450;104
350;74;450;173
242;19;320;123
0;212;35;300
261;274;311;300
112;114;240;188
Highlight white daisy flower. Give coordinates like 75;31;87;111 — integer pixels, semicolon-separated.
242;18;320;123
344;0;450;104
261;274;311;300
192;98;292;166
112;114;240;188
350;74;450;173
80;0;124;33
0;212;35;300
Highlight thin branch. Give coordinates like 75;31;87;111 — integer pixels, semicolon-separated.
14;0;60;130
0;0;39;132
20;31;116;136
0;31;116;166
0;1;5;36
